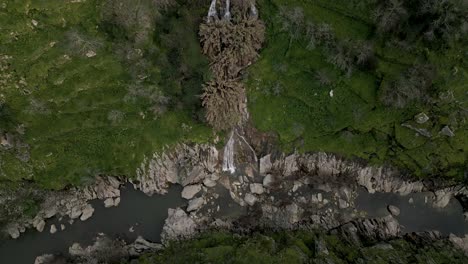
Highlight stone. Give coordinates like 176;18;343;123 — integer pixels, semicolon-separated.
415;112;429;124
338;199;349;209
440;126;455;137
449;234;468;255
7;225;20;239
70;206;83;219
34;254;57;264
104;198;115;208
292;181;303;192
181;184;202;200
317;193;323;202
244;193;257;206
61;224;66;231
80;204;95;221
86;50;96;58
36;220;46;232
187;197;204;212
433;189;452;208
50;224;57;234
387;205;400;216
128;236;163;256
464;212;468;221
283;154;299;176
249;183;264;195
245;166;254;178
31;19;39;27
259;155;272;175
408;198;414;204
263;174;274;188
114;197;121;206
203;178;217;188
161;208;197;242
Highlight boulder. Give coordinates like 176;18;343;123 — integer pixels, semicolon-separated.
244;193;257;206
440;126;455;137
263;174;274;188
249;183;264;195
187;197;204;212
50;224;57;234
6;225;20;239
104;198;115;208
338;199;349;209
114;197;121;206
203;178;217;188
387;205;400;216
35;219;46;232
161;208;197;242
128;236;163;256
34;254;57;264
181;185;202;200
414;112;429;124
80;204;95;221
259;155;272;175
433;189;452;208
449;234;468;255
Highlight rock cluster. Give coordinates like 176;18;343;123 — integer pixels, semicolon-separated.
133;144;219;195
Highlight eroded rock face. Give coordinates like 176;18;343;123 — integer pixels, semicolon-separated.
133;144;219;195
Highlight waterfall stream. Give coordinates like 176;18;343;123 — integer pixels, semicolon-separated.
222;131;236;173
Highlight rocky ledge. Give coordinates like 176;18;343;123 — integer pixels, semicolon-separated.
4;133;468;256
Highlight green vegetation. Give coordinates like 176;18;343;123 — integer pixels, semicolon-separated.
247;0;467;179
135;230;468;263
0;0;214;189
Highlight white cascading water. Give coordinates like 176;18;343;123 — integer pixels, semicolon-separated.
222;131;236;173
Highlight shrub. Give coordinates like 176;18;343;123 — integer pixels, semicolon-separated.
201;79;247;131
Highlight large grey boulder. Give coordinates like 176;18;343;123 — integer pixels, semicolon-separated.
161;208;197;242
259;154;272;175
249;183;264;195
80;204;95;221
244;193;257;206
187;197;204;212
263;174;274;188
181;185;202;200
387;205;400;216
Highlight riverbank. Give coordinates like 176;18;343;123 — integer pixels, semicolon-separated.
1;131;468;263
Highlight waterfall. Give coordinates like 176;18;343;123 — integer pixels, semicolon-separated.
222;131;236;173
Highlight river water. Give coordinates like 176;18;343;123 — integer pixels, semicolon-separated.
1;185;468;264
356;188;468;235
0;184;184;264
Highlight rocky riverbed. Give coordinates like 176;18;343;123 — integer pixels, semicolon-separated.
1;129;468;263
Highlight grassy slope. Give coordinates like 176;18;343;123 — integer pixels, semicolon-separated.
247;0;467;179
0;0;212;189
135;231;468;263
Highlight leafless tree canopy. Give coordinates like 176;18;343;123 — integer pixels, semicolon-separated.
199;2;265;130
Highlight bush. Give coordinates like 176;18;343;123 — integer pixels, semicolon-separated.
201;79;247;131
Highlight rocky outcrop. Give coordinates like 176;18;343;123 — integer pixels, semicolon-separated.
133;144;219;195
161;208;198;242
2;176;122;239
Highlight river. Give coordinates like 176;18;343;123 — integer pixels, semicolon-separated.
1;185;468;264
